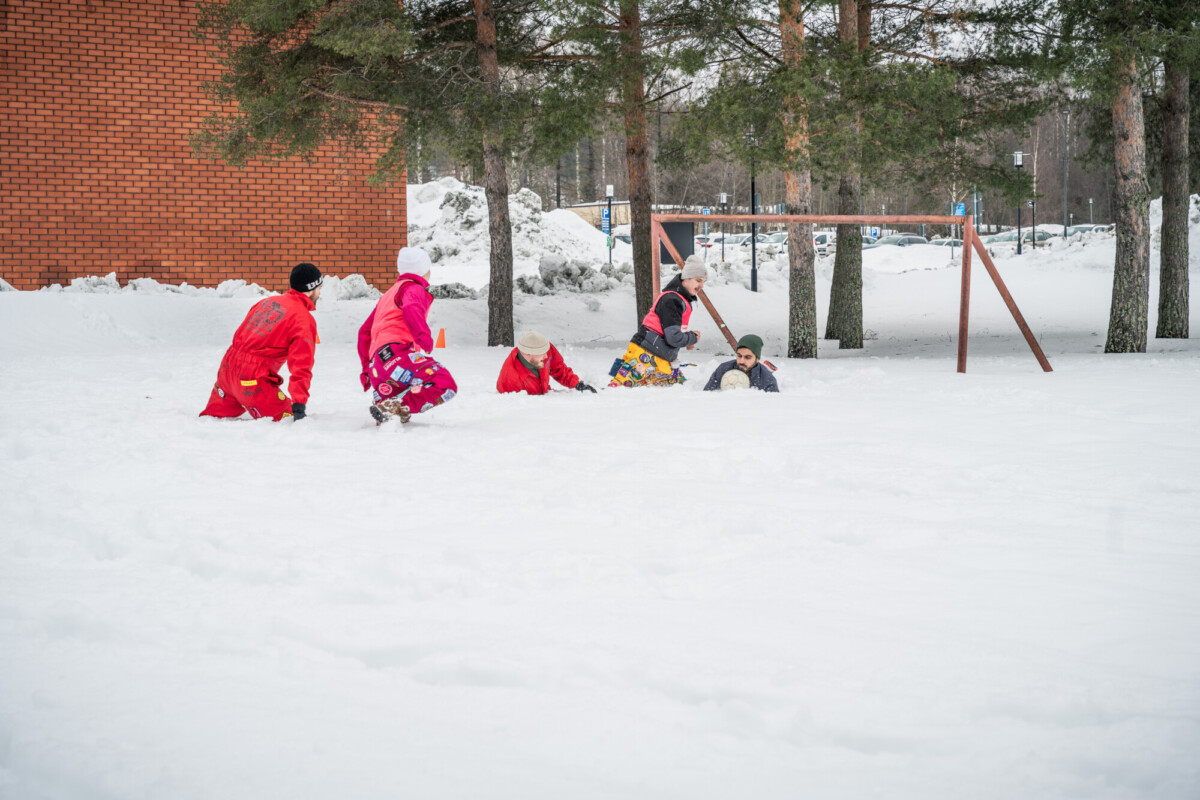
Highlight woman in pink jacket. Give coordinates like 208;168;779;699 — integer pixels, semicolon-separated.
357;247;457;424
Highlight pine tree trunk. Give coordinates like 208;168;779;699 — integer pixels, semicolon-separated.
826;0;863;348
1105;54;1150;354
780;0;817;358
1157;56;1189;339
474;0;514;347
619;0;654;322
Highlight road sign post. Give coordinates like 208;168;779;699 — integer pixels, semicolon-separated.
604;184;614;265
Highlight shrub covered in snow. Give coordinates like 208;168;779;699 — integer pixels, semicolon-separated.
405;177;626;289
515;254;632;295
323;274;380;302
429;282;478;300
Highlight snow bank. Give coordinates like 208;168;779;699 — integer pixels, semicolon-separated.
406;177;633;290
38;272;273;298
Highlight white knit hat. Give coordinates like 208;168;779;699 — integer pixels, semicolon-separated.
516;331;550;356
396;246;432;275
681;254;707;280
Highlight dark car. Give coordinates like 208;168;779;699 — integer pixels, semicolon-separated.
863;234;928;250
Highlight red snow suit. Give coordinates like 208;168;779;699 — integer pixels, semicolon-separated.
495;343;580;395
200;290;318;421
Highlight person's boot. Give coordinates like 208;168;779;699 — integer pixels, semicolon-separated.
370;399;411;425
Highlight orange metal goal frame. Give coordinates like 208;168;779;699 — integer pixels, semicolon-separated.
651;213;1052;373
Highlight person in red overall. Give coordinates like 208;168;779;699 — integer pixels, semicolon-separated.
357;247;457;424
496;331;597;395
608;255;706;387
200;262;322;422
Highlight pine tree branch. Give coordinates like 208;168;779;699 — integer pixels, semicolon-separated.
733;26;782;65
413;14;474;38
527;24;618;57
644;82;692;107
874;48;949;65
300;81;401;111
523;54;598;62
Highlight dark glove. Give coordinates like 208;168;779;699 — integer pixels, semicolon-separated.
291;403;306;420
576;381;597;394
359;371;371;391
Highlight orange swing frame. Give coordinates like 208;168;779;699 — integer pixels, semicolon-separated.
650;212;1052;373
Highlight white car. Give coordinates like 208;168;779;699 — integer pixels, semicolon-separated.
813;231;836;255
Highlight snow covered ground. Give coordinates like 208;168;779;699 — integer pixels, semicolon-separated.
2;188;1199;800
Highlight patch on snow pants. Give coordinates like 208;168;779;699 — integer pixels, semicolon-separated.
369;346;457;416
606;342;686;388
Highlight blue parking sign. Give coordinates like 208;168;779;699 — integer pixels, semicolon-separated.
601;207;611;233
954;202;966;216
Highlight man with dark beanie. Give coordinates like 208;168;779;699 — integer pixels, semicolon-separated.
200;262;323;421
703;333;779;392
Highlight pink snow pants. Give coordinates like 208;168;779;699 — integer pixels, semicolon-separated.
369;345;457;416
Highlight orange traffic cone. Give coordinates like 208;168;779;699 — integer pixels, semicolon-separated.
434;328;446;348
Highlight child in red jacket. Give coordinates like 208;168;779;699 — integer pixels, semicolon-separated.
200;263;322;422
496;331;596;395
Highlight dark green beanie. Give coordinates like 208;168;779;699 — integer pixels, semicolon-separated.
736;334;763;360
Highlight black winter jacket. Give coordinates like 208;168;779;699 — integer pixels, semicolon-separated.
631;275;698;361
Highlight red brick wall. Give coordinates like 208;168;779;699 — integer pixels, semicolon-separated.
0;0;405;292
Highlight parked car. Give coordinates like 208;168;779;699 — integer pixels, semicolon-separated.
990;230;1056;249
739;233;775;247
1065;224;1108;236
723;233;752;246
863;233;928;249
813;231;836;255
930;238;963;248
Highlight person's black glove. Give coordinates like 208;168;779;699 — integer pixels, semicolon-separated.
291;403;306;420
576;381;597;394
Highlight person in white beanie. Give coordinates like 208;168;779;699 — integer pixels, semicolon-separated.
356;246;457;424
496;331;597;395
608;254;706;387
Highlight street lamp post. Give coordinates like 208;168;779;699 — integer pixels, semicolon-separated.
719;192;728;262
1062;108;1070;238
606;184;614;265
744;131;761;291
1014;151;1024;255
1089;197;1093;225
1030;200;1036;248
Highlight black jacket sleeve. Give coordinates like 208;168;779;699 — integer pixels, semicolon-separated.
656;294;697;348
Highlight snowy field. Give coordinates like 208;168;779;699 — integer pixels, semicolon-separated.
2;190;1200;799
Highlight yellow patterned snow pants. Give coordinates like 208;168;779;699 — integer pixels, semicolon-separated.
607;342;687;387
